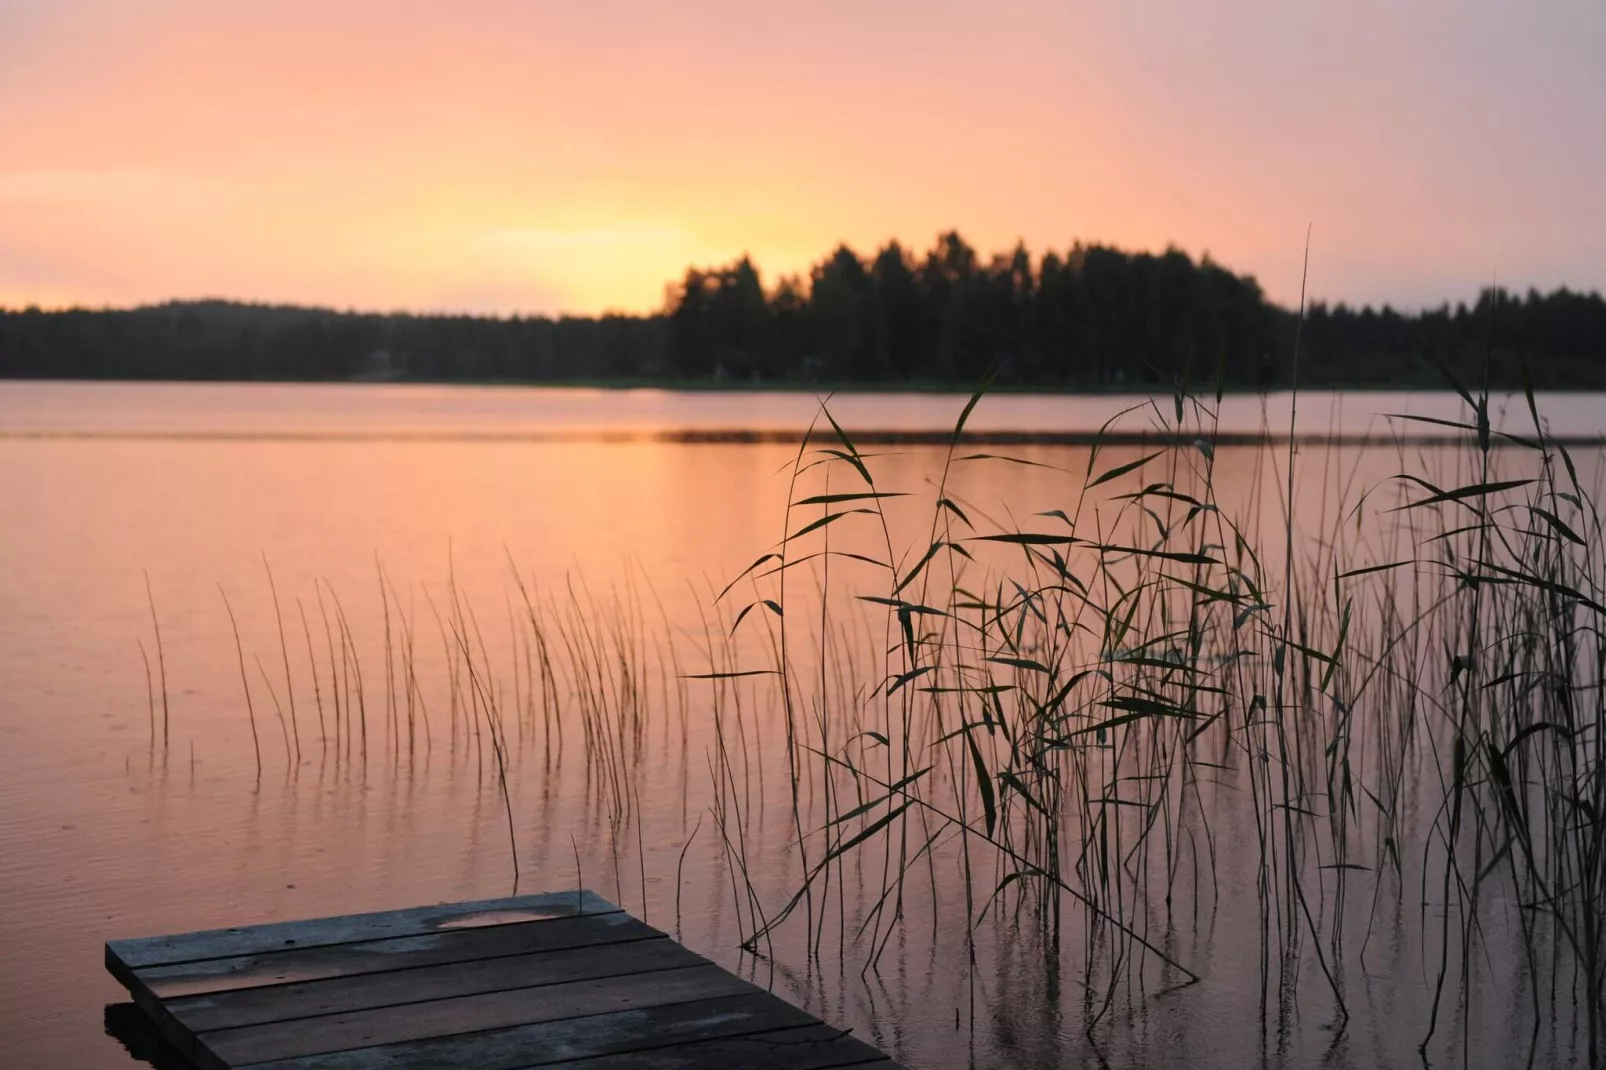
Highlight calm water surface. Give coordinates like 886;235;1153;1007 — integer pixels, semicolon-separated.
2;381;1602;1069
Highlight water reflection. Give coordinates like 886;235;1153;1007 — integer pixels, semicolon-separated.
3;383;1604;1068
103;1004;188;1070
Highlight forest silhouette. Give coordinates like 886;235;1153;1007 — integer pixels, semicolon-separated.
3;231;1603;389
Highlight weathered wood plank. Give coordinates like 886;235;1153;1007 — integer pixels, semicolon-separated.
105;890;907;1069
238;993;820;1070
110;890;617;969
136;912;660;1001
200;964;759;1068
512;1024;893;1069
171;936;704;1032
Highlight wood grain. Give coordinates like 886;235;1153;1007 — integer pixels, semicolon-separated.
200;964;759;1067
171;936;704;1032
136;913;659;1001
238;993;821;1070
110;890;617;969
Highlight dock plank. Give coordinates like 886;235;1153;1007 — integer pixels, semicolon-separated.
238;993;821;1070
110;890;615;969
200;964;759;1067
135;912;659;1001
104;889;905;1070
524;1024;893;1069
170;936;704;1032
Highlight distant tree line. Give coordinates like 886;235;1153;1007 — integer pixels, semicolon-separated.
1298;288;1606;389
669;234;1274;386
0;301;666;382
3;232;1603;389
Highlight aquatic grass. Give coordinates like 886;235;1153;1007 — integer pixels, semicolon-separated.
263;555;300;765
252;653;292;769
137;384;1605;1064
137;637;156;753
703;367;1605;1060
142;569;170;750
217;583;262;778
294;597;327;757
445;580;521;892
188;557;698;893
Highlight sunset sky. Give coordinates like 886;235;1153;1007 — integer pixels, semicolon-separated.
1;1;1601;316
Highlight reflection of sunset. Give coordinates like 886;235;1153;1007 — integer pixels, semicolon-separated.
1;2;1601;313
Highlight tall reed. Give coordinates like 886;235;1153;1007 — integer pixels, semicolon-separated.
715;376;1604;1062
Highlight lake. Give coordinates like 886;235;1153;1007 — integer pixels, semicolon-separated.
3;380;1603;1069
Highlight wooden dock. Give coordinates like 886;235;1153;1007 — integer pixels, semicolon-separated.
105;890;902;1069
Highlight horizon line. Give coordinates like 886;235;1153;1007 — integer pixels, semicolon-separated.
9;281;1605;322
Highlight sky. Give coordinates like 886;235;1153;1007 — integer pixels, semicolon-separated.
1;0;1601;316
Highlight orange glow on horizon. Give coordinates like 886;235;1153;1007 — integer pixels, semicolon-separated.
1;2;1601;316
